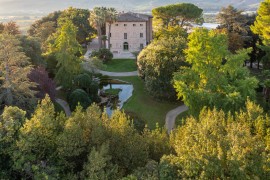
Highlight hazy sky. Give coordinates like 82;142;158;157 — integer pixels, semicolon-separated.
0;0;139;15
0;0;262;16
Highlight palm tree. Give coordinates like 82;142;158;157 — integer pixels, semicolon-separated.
106;8;118;50
89;7;107;49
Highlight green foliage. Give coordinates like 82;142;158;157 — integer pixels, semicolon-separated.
173;28;258;116
89;7;108;49
59;7;95;44
0;106;26;177
137;27;187;100
106;110;149;174
82;142;118;180
13;96;63;178
166;102;270;179
217;5;248;34
19;35;44;66
143;125;171;162
91;48;113;63
48;18;82;88
152;3;203;32
0;33;37;111
251;0;270;46
68;89;92;111
217;6;248;53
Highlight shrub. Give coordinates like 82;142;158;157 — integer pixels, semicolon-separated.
68;89;92;111
91;48;113;63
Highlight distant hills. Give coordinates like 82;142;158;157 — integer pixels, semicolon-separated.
0;0;263;16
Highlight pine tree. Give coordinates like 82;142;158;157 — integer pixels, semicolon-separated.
0;33;37;111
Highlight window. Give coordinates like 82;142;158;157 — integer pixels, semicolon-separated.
110;44;112;48
110;33;111;37
140;33;143;38
140;24;143;26
124;33;127;39
115;24;118;26
124;24;127;26
133;24;136;26
123;42;129;51
140;44;144;50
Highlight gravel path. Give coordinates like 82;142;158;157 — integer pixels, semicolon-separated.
55;98;71;117
165;105;188;133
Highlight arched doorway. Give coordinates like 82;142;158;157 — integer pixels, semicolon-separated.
123;42;129;51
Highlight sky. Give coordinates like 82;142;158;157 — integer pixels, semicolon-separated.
0;0;263;16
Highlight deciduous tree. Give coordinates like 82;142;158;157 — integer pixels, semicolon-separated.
3;21;20;35
173;28;258;116
138;27;187;99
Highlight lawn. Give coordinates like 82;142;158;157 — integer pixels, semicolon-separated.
115;76;182;129
102;59;137;72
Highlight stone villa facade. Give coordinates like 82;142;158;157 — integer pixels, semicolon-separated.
106;12;153;54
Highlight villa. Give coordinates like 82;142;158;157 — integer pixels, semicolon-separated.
106;12;153;54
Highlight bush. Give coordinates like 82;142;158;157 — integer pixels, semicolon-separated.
91;48;113;63
74;73;100;103
68;89;92;111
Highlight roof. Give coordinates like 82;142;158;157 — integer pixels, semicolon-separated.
117;12;152;22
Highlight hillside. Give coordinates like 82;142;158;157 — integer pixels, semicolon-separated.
0;0;263;16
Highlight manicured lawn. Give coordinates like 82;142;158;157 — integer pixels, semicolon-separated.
102;59;137;72
115;76;181;129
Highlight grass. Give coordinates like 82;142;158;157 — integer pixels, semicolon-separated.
114;76;182;129
101;59;137;72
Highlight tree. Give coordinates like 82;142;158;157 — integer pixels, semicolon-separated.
152;3;203;32
173;28;258;116
82;142;118;180
164;105;269;179
106;8;118;50
59;7;94;44
67;89;92;111
0;33;37;111
91;48;113;63
19;35;44;66
13;96;64;179
3;21;20;35
48;19;82;88
217;5;248;34
251;0;270;46
28;66;56;101
137;26;187;99
74;73;99;102
57;104;107;174
217;6;248;53
89;7;107;49
251;0;270;69
106;110;149;174
0;106;26;178
0;22;4;34
142;125;171;162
